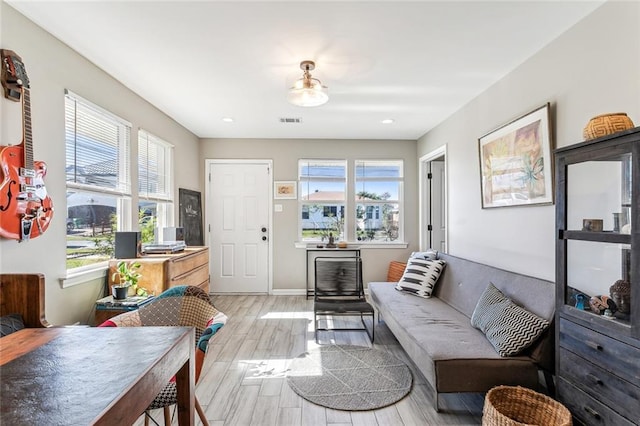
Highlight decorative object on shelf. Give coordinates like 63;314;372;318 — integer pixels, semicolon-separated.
583;112;634;140
287;60;328;107
325;232;336;248
582;218;603;232
621;223;632;234
610;279;631;314
589;295;617;315
274;181;297;199
479;103;553;208
575;293;588;310
337;241;348;249
613;212;621;232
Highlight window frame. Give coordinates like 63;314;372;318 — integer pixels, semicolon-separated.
298;159;347;242
355;159;404;244
64;90;132;272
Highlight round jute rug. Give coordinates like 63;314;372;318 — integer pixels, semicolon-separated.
286;345;413;411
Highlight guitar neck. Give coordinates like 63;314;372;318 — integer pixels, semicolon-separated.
23;88;33;170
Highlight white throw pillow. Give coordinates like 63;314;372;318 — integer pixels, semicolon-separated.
395;258;446;298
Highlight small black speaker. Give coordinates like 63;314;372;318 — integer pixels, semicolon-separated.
115;231;141;259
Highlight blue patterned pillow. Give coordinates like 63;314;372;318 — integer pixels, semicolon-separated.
0;313;25;337
471;283;550;356
395;258;446;298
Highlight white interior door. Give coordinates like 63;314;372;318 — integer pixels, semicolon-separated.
430;160;446;252
208;161;271;293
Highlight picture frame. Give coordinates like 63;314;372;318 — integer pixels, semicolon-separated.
478;103;553;209
274;181;297;199
178;188;204;246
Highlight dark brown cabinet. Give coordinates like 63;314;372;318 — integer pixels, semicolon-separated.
555;127;639;425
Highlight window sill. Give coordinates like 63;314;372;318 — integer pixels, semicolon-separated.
59;265;108;288
295;242;407;249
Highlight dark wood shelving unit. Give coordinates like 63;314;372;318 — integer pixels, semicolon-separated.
555;127;639;425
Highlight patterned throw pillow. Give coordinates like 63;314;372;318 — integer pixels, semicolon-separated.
395;258;446;298
471;283;550;357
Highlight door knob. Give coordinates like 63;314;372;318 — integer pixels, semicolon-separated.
261;227;267;233
262;236;267;241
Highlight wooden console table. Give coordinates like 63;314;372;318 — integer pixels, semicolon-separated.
0;326;195;425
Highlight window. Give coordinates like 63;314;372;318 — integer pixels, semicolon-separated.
355;160;403;242
299;160;346;241
138;130;174;243
65;91;131;270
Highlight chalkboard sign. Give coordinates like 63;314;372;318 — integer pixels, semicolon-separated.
178;188;204;246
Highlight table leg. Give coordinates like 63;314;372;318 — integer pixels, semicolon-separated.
175;344;195;425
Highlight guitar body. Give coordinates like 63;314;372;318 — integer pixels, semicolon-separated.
1;49;54;241
0;144;53;240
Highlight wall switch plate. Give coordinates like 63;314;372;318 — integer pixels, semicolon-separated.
274;204;283;212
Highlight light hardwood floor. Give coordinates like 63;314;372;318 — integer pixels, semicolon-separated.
142;295;484;426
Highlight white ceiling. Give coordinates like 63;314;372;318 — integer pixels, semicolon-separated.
7;1;604;140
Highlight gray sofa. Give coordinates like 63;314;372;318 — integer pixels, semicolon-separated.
368;252;555;411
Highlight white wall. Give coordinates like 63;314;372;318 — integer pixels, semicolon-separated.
0;3;201;325
200;138;419;291
417;1;640;280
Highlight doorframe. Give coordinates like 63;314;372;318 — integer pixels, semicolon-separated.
418;145;448;252
204;159;273;295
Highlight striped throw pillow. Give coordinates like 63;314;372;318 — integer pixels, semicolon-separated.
395;258;446;298
471;283;550;357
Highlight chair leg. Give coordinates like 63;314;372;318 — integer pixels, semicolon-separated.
195;397;209;426
163;406;171;424
144;412;150;426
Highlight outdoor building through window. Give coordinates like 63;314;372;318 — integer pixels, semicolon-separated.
298;159;403;243
65;90;131;270
299;160;346;241
355;160;403;242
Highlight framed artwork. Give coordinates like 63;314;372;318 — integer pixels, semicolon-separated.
178;188;204;246
274;181;297;199
478;103;553;208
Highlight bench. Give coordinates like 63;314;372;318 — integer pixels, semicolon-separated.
1;274;50;331
368;253;555;411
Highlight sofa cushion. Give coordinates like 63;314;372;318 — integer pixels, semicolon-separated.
471;283;550;356
395;258;446;298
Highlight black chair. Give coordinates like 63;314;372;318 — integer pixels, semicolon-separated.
314;256;374;342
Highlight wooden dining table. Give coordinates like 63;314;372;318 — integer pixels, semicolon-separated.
0;326;195;425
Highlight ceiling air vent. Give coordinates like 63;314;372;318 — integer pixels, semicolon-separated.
279;117;303;124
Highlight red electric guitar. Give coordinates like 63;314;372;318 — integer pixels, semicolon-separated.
0;49;53;241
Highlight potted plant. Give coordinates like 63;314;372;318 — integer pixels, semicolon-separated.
111;260;146;299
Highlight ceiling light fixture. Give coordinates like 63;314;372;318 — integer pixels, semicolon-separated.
381;119;395;124
287;60;328;107
221;117;234;123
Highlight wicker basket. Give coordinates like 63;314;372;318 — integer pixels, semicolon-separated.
386;261;407;282
583;112;634;140
482;386;572;426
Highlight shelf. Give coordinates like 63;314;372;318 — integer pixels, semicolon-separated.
559;229;631;244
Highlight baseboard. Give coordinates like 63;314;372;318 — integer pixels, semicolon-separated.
270;289;307;296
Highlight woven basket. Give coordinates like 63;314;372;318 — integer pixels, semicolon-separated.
482;386;572;426
583;112;634;140
386;261;407;282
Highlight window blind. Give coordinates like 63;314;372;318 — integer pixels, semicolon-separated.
65;91;131;195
